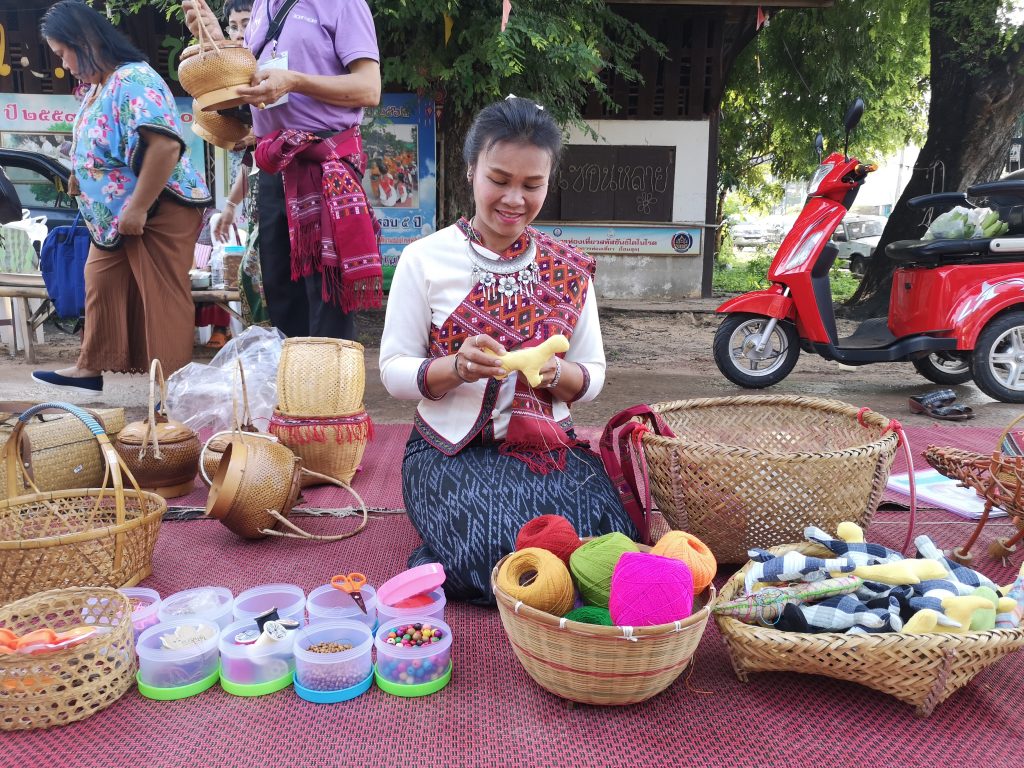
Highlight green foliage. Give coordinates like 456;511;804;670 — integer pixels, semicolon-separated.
719;0;930;202
713;249;857;302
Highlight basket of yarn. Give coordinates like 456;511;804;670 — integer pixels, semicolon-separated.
491;518;716;706
0;587;137;730
604;396;899;563
715;541;1024;717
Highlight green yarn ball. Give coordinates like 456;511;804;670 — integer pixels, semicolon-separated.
569;532;638;608
564;606;613;626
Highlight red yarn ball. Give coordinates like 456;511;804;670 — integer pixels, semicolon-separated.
515;515;582;566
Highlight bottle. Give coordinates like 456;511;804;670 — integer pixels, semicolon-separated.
209;240;226;289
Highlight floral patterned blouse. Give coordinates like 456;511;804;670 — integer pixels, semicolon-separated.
72;62;211;249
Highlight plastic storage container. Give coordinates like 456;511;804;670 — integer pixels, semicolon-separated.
232;583;306;625
374;616;452;697
218;619;296;696
293;620;374;703
376;588;445;626
119;586;161;642
307;583;377;630
158;586;234;630
135;618;220;700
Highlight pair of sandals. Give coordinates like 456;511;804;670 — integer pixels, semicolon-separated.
205;330;232;350
908;389;974;421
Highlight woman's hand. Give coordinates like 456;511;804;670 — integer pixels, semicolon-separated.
231;131;256;152
117;204;147;236
236;69;296;108
214;206;236;243
454;334;507;383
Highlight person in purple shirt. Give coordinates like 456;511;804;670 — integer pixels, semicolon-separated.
183;0;382;340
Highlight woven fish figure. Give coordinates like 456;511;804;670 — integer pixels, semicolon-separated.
714;575;863;626
914;535;998;591
744;550;856;595
804;525;903;566
778;594;902;633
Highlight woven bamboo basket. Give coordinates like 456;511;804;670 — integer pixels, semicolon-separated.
206;440;368;542
114;360;201;498
491;551;715;705
0;406;125;500
191;100;249;150
716;541;1024;717
924;411;1024;564
177;23;257;112
0;587;137;731
277;337;365;417
639;396;899;563
269;409;372;485
0;403;165;605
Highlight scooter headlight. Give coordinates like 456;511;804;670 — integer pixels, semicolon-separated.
807;163;835;194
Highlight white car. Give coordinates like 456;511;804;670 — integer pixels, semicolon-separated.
832;214;887;276
730;221;769;249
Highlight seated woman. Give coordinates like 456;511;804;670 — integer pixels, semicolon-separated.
379;96;638;605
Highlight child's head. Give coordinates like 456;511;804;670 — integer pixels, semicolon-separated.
223;0;253;42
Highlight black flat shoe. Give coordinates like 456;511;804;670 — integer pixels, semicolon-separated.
31;370;104;394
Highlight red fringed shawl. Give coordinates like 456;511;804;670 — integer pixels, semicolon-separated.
255;127;383;312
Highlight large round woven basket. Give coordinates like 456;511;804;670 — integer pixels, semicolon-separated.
0;587;137;730
269;409;372;485
0;404;165;605
277;337;366;417
491;553;715;705
716;542;1024;717
640;395;899;563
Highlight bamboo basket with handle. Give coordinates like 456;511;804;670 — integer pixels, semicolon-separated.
177;15;257;112
0;403;165;604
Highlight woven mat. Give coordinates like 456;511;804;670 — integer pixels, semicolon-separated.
5;508;1022;766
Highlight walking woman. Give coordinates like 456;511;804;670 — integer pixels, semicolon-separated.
33;0;211;392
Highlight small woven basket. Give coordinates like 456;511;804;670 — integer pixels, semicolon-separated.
177;24;257;112
924;411;1024;562
716;541;1024;717
640;396;899;563
277;337;365;417
491;552;715;705
269;409;372;485
0;587;137;731
0;406;125;500
0;403;165;605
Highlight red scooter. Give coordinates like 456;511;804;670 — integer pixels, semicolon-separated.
713;98;1024;402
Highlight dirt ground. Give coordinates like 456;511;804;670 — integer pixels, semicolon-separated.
1;301;1018;430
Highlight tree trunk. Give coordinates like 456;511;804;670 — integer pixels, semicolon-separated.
845;0;1024;317
438;106;475;228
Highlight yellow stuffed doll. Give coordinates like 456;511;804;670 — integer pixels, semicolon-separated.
486;335;570;388
846;558;947;585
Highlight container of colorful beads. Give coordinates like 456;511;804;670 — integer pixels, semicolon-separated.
292;620;374;703
232;583;306;625
375;589;445;626
373;616;452;697
158;586;234;631
118;586;161;643
306;583;377;630
218;618;296;696
135;618;221;700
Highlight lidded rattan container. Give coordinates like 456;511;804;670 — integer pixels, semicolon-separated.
269;409;371;485
191;100;250;149
635;395;899;563
177;37;257;112
276;337;366;417
206;440;302;539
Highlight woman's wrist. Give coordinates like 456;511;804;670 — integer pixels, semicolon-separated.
453;352;472;384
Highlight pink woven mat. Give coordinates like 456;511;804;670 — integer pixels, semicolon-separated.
5;510;1021;766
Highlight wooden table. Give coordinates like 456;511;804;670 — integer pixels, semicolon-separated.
0;275;241;363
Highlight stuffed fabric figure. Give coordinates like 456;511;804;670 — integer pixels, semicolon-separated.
804;526;903;565
915;535;998;591
850;559;947;586
744;549;856;595
996;564;1024;629
777;594;901;633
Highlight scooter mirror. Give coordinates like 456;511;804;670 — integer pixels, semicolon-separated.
814;132;824;160
843;98;865;134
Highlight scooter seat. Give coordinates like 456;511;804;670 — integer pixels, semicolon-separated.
886;237;994;266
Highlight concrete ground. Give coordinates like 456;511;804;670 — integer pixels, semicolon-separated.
1;297;1019;431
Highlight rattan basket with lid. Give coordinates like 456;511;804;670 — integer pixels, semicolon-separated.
191;101;250;150
114;360;200;498
276;337;366;417
177;24;257;112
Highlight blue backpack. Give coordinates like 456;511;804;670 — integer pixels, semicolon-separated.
40;212;90;318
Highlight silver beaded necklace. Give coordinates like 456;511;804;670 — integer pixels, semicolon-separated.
465;235;540;310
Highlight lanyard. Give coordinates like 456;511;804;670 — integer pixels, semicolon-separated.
254;0;301;59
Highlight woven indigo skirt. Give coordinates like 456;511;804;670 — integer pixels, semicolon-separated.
402;431;638;606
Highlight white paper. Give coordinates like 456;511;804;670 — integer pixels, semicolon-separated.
886;469;1005;520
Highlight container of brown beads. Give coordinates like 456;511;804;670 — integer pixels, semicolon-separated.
293;620;374;703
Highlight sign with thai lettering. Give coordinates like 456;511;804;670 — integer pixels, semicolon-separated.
532;223;702;256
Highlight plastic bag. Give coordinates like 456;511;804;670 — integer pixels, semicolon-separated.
166;325;285;435
923;206;1003;240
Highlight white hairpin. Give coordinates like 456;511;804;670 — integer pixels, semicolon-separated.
505;93;545;110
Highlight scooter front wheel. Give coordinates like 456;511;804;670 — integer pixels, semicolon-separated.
972;310;1024;403
713;313;800;388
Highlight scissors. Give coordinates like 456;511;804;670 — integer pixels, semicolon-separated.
331;572;368;614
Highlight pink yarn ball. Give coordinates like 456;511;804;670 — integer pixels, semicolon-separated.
608;552;694;627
